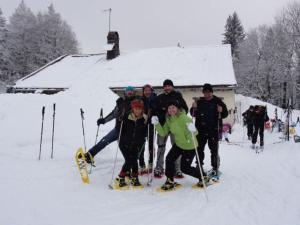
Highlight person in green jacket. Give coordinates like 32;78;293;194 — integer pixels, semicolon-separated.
151;100;209;190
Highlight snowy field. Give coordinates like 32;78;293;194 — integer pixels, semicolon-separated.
0;90;300;225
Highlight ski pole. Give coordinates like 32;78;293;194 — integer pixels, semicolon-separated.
95;108;103;145
191;132;209;202
80;108;87;153
148;128;156;186
108;121;124;189
146;123;151;184
51;103;56;159
38;106;45;160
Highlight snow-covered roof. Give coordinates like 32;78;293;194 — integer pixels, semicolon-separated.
14;45;236;90
15;54;106;88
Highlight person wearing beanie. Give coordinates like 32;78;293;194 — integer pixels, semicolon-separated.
152;79;188;178
151;102;210;190
190;83;228;179
80;86;138;165
138;84;157;174
115;98;148;188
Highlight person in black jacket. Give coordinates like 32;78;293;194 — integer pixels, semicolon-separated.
83;86;138;164
116;99;147;187
190;83;228;177
242;106;255;140
152;79;188;178
138;84;157;174
252;105;269;149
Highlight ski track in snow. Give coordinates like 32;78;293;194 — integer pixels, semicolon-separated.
1;94;300;225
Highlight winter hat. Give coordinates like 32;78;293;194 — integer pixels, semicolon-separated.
163;79;174;87
202;83;213;93
125;86;135;93
166;99;181;109
131;99;144;109
142;84;153;92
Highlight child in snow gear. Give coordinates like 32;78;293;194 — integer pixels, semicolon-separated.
152;100;208;190
152;79;188;178
82;86;138;164
242;106;255;140
252;105;269;149
190;83;228;177
116;99;147;188
138;84;157;174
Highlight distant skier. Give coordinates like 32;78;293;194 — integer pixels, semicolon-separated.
152;100;209;190
190;83;228;177
152;79;188;178
138;84;157;174
251;105;269;149
242;105;255;140
115;99;147;188
80;86;138;164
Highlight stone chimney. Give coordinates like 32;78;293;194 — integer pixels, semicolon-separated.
106;31;120;60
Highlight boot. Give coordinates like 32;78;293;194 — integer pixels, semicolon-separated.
161;178;176;190
197;176;210;187
139;165;147;175
130;176;142;187
154;169;163;178
174;171;184;179
115;176;128;187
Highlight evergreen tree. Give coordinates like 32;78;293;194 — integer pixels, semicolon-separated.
6;1;39;79
222;12;245;59
35;4;79;66
0;7;8;82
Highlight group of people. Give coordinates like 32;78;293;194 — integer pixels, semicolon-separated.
242;105;269;149
81;79;228;190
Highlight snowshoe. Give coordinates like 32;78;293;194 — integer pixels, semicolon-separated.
78;151;94;166
156;178;182;192
75;147;90;184
111;176;129;190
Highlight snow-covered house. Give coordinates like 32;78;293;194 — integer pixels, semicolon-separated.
11;44;237;124
105;45;237;124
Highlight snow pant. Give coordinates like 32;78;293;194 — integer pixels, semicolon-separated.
197;133;220;171
88;127;118;157
247;123;254;139
138;124;154;167
119;144;140;177
165;144;200;181
154;133;181;173
252;123;264;146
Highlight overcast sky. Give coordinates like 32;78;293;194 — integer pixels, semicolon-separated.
0;0;294;53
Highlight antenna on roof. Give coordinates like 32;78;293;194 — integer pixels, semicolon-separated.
103;8;112;32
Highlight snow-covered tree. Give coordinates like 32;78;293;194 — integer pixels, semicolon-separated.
0;7;9;82
222;12;245;59
6;1;39;79
35;4;79;66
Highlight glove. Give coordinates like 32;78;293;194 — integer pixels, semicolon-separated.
187;123;197;133
151;116;159;125
97;118;105;126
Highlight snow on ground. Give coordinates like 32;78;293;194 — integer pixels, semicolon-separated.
1;89;300;225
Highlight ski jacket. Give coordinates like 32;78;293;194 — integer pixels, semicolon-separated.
152;90;188;125
253;106;269;126
190;95;228;136
142;92;157;118
119;112;148;151
103;95;138;131
242;109;255;124
155;111;198;150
